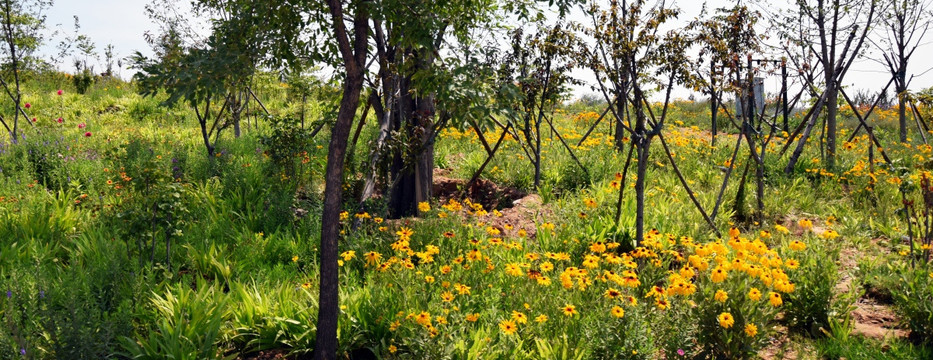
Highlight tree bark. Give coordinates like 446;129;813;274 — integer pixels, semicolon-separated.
314;0;369;358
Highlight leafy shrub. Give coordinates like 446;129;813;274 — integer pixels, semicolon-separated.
783;237;840;336
892;264;933;343
121;281;231;360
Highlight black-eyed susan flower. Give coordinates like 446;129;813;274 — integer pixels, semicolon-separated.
718;312;734;328
511;311;528;324
748;288;762;301
499;320;517;335
744;323;758;337
611;306;625;318
769;292;783;307
714;290;728;303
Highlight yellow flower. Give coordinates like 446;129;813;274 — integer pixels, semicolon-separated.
425;275;435;283
511;311;528;324
760;230;771;239
339;211;349;221
364;251;382;266
499;320;518;335
562;304;577;316
714;290;728;303
454;283;471;295
711;266;728;283
775;224;790;234
769;292;783;307
744;323;758;337
505;263;523;277
388;345;397;353
789;240;806;251
798;219;813;230
785;259;800;269
441;291;455;302
340;250;356;261
535;314;548;323
729;227;740;238
396;227;414;240
605;288;622;299
611;306;625;318
518;228;528;238
465;313;479;322
292;255;299;262
418;201;431;212
583;198;597;208
718;312;735;328
748;288;762;301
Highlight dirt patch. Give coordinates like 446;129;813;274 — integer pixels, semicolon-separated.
834;237;907;340
433;174;526;212
851;299;908;340
237;349;290;360
759;325;803;360
432;169;546;239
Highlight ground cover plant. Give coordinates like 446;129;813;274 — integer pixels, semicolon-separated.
1;0;933;359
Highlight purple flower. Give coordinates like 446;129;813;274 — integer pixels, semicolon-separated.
39;290;44;298
20;348;25;355
6;290;10;298
677;349;685;356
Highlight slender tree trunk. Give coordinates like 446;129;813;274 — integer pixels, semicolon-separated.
315;1;369;358
826;86;837;169
634;137;649;244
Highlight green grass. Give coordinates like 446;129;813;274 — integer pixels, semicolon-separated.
0;71;931;358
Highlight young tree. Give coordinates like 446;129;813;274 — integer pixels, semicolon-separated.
779;0;877;171
500;25;580;189
873;0;931;143
582;0;702;244
311;1;369;358
0;0;50;143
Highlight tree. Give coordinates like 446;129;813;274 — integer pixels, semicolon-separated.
358;0;579;218
312;1;369;358
779;0;877;171
500;24;581;189
0;0;50;143
872;0;931;143
582;0;703;244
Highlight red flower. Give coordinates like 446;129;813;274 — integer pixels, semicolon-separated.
84;131;92;137
78;122;86;129
31;117;36;122
57;89;63;96
23;103;30;109
57;117;63;123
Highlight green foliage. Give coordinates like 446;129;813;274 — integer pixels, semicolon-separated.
784;237;841;336
120;281;233;360
892;264;933;343
72;67;94;94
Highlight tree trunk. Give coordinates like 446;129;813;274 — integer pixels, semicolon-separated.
898;76;908;143
315;1;368;358
634;137;649;245
388;49;436;218
826;86;837;169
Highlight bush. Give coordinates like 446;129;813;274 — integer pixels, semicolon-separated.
783;236;840;336
892;264;933;343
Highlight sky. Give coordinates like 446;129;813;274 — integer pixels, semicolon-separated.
37;0;933;102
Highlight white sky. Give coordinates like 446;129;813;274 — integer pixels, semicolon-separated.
37;0;933;101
